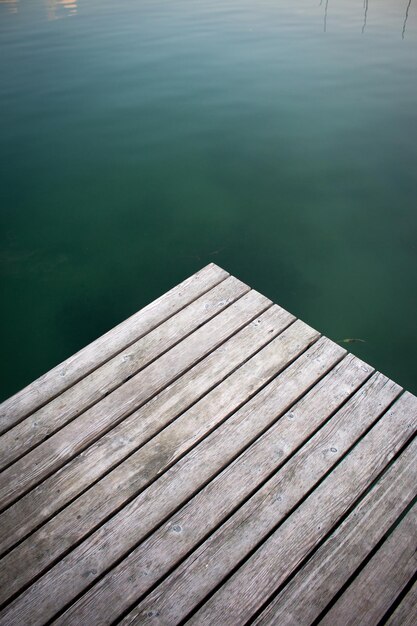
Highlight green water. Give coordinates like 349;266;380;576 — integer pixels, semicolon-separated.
1;0;416;400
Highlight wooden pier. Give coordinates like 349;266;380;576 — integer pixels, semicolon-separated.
0;263;416;625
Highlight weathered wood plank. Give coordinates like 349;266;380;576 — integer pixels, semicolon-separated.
0;319;319;608
183;392;415;626
385;580;417;626
0;308;303;596
0;275;247;472
0;304;294;556
1;264;415;626
0;263;228;434
49;353;397;626
118;376;405;626
0;286;268;511
319;504;417;626
252;437;417;626
0;335;346;625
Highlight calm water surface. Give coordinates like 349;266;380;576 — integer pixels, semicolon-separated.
1;0;417;399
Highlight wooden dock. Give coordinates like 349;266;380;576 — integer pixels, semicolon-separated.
0;263;416;625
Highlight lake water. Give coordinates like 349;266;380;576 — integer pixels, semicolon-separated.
1;0;416;401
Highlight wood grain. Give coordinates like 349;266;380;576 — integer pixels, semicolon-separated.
0;286;267;510
119;376;405;626
0;333;342;625
0;263;227;434
0;275;247;472
0;304;294;556
0;319;319;609
319;504;417;626
0;304;302;602
253;436;417;626
1;265;416;626
185;392;415;626
53;355;402;626
384;580;417;626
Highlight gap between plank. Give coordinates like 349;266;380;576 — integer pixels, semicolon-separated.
310;490;417;626
13;335;336;623
0;276;243;473
0;314;319;609
245;429;416;626
51;348;363;625
0;266;229;435
170;386;406;626
0;301;284;557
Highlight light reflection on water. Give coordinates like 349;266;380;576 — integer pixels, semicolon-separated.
46;0;78;20
0;0;417;399
0;0;77;16
1;0;415;35
0;0;18;14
